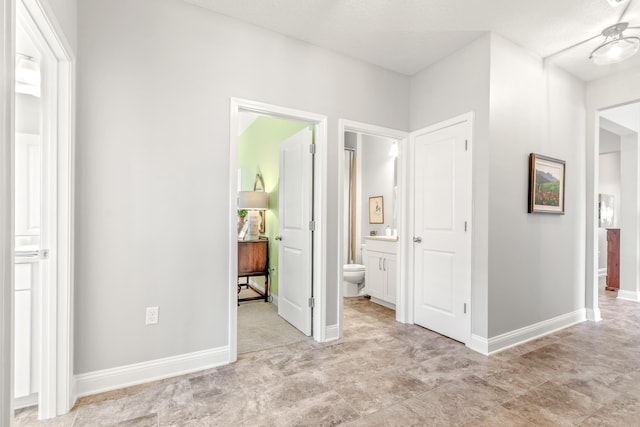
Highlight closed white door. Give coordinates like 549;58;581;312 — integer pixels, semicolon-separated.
278;127;313;336
412;119;471;343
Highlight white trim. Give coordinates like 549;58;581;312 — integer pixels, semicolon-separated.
325;324;339;342
598;268;607;277
1;1;16;424
75;347;230;398
229;98;329;360
16;0;76;418
586;307;602;322
13;393;37;410
468;334;489;356
488;309;586;355
617;290;640;302
337;119;409;341
369;297;396;311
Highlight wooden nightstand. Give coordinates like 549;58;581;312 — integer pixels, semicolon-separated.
238;237;269;303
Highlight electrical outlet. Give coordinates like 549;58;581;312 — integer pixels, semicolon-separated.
146;306;159;325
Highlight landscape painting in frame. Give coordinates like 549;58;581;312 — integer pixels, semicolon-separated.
528;153;565;214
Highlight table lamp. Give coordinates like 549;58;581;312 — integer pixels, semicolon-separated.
238;191;268;240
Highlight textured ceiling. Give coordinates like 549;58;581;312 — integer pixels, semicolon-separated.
186;0;640;81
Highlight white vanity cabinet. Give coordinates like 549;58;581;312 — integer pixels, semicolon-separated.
364;237;397;308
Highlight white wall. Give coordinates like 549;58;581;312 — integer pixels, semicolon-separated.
597;149;621;270
586;68;640;316
43;0;77;53
410;34;491;338
76;0;409;373
487;34;586;337
360;134;395;238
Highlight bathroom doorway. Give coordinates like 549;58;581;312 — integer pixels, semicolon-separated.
338;120;409;337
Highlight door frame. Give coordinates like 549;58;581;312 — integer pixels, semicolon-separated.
228;98;328;362
1;0;16;423
6;0;75;419
337;120;409;334
407;113;474;341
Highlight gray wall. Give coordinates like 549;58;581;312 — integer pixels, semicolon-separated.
360;134;395;238
410;34;491;338
487;35;586;337
75;0;409;373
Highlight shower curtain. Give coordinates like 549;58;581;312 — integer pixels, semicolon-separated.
344;149;357;263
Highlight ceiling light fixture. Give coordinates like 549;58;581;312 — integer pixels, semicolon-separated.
589;22;640;65
605;0;627;7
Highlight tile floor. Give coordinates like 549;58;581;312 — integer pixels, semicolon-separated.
12;290;640;426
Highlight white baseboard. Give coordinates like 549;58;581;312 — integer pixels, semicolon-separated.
487;309;586;355
271;293;278;306
13;393;38;410
618;290;640;302
75;346;230;398
467;334;489;355
370;297;396;310
598;268;607;277
325;324;339;342
586;307;602;322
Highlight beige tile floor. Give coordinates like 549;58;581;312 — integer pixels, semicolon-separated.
12;288;640;426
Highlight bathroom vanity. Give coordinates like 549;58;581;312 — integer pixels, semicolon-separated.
364;236;397;309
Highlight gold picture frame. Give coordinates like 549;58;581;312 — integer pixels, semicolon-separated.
369;196;384;224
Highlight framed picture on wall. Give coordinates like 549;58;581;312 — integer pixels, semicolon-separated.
369;196;384;224
528;153;566;214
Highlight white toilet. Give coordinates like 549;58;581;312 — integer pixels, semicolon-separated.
343;263;366;297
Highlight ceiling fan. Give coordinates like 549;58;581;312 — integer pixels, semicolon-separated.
547;0;640;65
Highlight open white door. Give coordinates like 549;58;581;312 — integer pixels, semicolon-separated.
412;117;471;343
278;127;313;336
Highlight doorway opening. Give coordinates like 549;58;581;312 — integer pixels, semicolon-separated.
235;111;312;354
12;0;75;420
228;99;328;362
338;120;409;338
595;102;640;309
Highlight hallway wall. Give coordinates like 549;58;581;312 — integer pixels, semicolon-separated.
75;0;409;374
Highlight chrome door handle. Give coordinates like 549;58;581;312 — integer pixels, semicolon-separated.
413;237;422;243
383;258;386;271
275;236;282;241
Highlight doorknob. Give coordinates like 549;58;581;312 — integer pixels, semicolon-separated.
275;236;283;241
413;237;422;243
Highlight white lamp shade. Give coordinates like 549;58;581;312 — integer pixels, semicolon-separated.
238;191;268;210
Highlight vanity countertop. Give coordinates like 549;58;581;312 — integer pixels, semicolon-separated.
365;236;398;242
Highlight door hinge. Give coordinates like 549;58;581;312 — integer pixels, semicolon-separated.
308;297;315;308
465;139;468;151
309;220;315;231
464;221;468;232
464;303;467;314
309;144;316;154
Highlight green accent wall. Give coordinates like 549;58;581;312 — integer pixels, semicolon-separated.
238;115;307;296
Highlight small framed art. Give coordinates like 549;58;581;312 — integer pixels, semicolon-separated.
528;153;565;214
369;196;384;224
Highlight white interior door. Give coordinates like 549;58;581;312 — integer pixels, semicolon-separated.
412;119;471;343
278;127;313;336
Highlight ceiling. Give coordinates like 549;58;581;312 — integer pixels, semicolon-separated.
186;0;640;81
